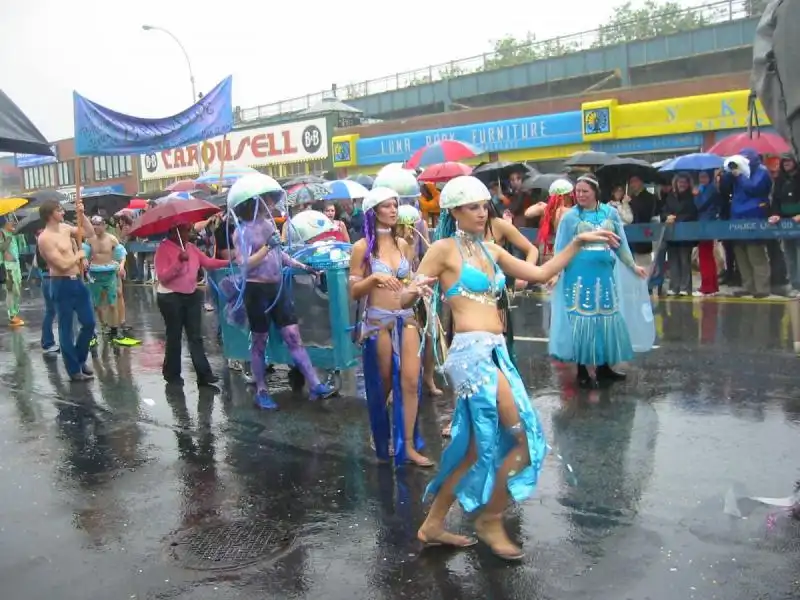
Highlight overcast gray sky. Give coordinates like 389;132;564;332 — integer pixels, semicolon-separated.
0;0;703;141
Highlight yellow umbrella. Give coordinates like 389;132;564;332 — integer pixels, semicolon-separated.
0;197;28;217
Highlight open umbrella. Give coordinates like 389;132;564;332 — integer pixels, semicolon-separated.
0;90;53;156
195;163;260;186
0;197;28;217
708;131;790;156
406;140;483;169
324;180;370;201
471;161;529;182
82;192;131;216
22;189;67;209
167;179;209;193
127;198;220;238
346;174;374;190
563;151;616;169
418;162;473;183
658;153;724;173
227;173;285;209
127;198;149;210
153;191;194;205
521;173;570;193
596;157;660;185
15;203;77;236
283;174;326;188
287;183;329;207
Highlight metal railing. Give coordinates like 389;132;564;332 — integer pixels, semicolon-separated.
238;0;762;123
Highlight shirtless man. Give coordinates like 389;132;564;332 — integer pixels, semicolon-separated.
37;199;96;382
85;215;126;339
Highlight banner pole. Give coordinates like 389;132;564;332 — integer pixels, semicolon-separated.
74;156;83;246
217;134;228;189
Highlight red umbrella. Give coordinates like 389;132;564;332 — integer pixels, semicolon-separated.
128;198;148;210
405;140;483;169
708;132;790;156
127;198;219;238
166;179;208;193
418;162;473;183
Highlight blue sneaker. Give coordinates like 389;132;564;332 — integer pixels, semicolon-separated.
309;383;335;401
254;389;278;410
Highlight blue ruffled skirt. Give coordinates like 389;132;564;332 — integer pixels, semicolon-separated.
554;250;634;366
424;332;547;513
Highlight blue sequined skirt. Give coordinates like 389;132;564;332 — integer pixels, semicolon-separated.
424;332;547;513
557;250;634;366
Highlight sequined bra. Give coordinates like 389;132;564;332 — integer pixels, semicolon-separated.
370;255;411;280
444;237;506;304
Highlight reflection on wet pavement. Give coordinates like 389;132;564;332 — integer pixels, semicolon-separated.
0;287;799;600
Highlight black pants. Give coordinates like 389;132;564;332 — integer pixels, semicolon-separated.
157;290;213;381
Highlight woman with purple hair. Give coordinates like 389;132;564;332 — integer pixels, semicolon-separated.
349;186;434;468
373;167;443;396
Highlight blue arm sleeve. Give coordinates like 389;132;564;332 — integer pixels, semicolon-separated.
112;243;127;262
736;169;772;197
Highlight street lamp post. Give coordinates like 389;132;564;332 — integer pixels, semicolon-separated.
142;24;204;178
142;25;197;103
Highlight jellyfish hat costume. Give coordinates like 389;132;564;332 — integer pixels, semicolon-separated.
358;186;425;466
374;167;429;262
422;175;548;513
226;174;335;410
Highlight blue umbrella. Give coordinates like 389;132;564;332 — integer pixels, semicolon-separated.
658;153;723;173
324;180;370;201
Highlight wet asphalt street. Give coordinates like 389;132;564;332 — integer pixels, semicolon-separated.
1;285;799;600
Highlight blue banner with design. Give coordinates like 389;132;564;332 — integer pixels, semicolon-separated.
73;76;234;156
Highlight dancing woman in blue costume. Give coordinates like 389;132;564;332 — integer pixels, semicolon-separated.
548;175;651;390
409;176;619;560
349;186;433;468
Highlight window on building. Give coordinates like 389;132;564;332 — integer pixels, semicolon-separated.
284;162;307;176
23;164;56;190
58;161;73;186
307;159;326;175
93;155;133;181
57;159;90;186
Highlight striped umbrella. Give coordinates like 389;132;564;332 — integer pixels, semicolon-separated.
405;141;484;169
195;163;260;185
324;179;370;201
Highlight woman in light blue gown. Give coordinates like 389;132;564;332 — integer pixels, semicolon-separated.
548;174;654;389
405;176;620;561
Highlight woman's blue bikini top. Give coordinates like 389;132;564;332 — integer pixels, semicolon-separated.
370;254;410;280
444;238;506;303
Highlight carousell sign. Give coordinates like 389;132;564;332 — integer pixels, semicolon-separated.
139;117;328;180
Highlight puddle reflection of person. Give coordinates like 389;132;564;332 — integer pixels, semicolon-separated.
412;175;620;560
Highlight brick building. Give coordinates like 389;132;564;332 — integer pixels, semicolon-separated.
18;137;140;200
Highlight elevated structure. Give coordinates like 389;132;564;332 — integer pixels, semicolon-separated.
239;0;761;124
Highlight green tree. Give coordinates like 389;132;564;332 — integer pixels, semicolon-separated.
595;0;709;46
483;33;540;70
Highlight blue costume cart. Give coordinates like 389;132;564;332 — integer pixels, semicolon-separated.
210;248;359;392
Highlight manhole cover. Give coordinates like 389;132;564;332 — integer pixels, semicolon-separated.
170;521;292;571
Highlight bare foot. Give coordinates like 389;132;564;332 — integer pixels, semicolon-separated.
405;448;435;468
475;514;525;561
417;524;477;548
